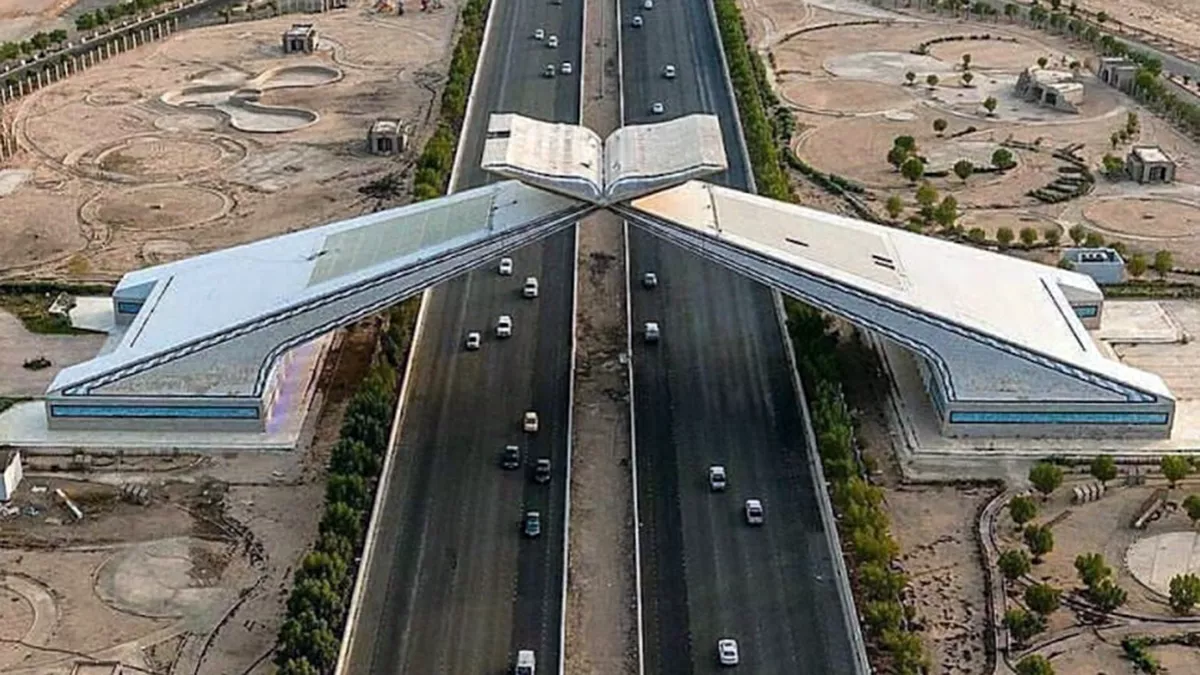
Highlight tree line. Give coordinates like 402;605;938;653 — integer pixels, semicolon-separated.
75;0;176;31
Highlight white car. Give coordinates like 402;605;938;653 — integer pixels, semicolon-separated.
543;63;557;78
745;499;765;525
465;331;481;350
651;101;664;115
499;257;514;275
663;64;676;79
524;411;540;433
523;276;540;298
708;465;726;491
644;321;660;343
496;315;513;338
643;0;653;9
632;14;643;27
561;61;573;75
547;35;559;48
718;639;739;666
642;271;658;288
533;28;545;40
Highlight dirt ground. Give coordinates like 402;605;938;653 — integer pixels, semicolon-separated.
0;0;458;281
0;320;381;675
1074;0;1200;56
0;0;74;43
741;0;1200;266
0;308;105;397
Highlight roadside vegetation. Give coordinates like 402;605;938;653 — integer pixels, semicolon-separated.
272;2;491;672
0;292;88;334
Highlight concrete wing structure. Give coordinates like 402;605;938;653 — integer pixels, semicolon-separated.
621;181;1175;438
481;112;726;204
46;180;592;430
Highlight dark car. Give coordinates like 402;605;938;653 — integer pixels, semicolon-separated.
534;458;551;484
502;445;521;470
523;511;542;538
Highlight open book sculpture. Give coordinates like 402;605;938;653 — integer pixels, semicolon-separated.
481;113;728;205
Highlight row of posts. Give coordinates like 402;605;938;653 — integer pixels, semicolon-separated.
0;17;180;112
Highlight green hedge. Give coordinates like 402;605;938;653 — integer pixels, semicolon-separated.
712;0;791;201
411;0;491;200
785;301;929;674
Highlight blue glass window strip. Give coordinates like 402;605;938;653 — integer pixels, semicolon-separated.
1073;305;1099;319
949;411;1168;425
50;405;260;419
116;301;143;314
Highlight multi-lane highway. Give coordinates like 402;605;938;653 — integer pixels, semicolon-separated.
344;0;582;672
621;1;858;673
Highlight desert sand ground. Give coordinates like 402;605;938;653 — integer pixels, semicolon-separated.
0;0;75;43
745;0;1200;265
0;0;457;282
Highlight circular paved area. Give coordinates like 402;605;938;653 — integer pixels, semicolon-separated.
1126;531;1200;595
86;185;230;231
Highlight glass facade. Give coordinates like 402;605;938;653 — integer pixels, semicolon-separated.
116;301;143;315
50;405;260;419
949;410;1169;425
1073;305;1099;319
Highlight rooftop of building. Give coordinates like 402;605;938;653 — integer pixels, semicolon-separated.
370;119;403;134
1025;67;1078;84
1064;247;1125;264
285;23;315;36
630;181;1171;399
1131;145;1172;163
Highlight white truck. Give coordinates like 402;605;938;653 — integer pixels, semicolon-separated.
516;649;536;675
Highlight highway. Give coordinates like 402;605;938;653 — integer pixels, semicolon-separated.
343;0;582;672
620;1;858;673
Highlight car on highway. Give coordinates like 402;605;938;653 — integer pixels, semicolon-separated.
524;411;540;432
465;331;481;350
651;101;664;115
502;444;521;470
718;638;740;666
543;64;556;78
663;64;676;79
533;28;545;40
499;257;514;275
745;499;765;525
642;271;658;288
523;511;542;538
496;315;513;338
523;276;540;298
644;321;660;343
631;14;643;27
643;0;653;9
547;35;558;48
534;458;551;484
708;465;727;491
561;61;573;75
516;649;536;675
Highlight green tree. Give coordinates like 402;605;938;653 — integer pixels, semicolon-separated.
1004;607;1047;645
1015;654;1055;675
1170;573;1200;614
962;71;975;87
998;548;1032;581
1075;552;1112;588
1162;455;1190;488
1087;578;1127;612
1068;224;1087;245
1037;56;1049;68
934;195;959;230
1084;231;1105;247
1090;455;1118;485
297;551;349;593
1009;495;1038;527
1029;461;1064;499
961;53;972;70
1184;494;1200;527
1043;227;1061;246
860;561;907;601
893;135;918;154
1019;227;1039;247
1101;153;1126;178
1025;582;1062;615
880;628;928;674
933;118;948;135
885;194;905;219
1024;524;1054;562
1127;253;1148;279
901;156;926;183
326;473;369;510
888;145;911;169
862;599;904;633
316;531;355;562
953;159;974;182
330;438;380;478
996;227;1015;248
1126;111;1140;134
983;96;998;115
286;577;341;620
992;147;1015;170
968;227;987;244
915;181;939;208
926;73;939;88
905;70;916;86
277;658;320;675
1153;250;1174;279
320;501;364;544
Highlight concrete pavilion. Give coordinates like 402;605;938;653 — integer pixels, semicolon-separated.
45;114;1174;439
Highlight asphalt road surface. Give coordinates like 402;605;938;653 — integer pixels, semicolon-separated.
621;1;858;673
344;1;582;673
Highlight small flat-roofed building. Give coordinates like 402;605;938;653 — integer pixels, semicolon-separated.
1014;67;1083;113
1063;247;1126;294
282;24;318;54
1097;56;1138;93
368;119;407;155
1127;145;1176;184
